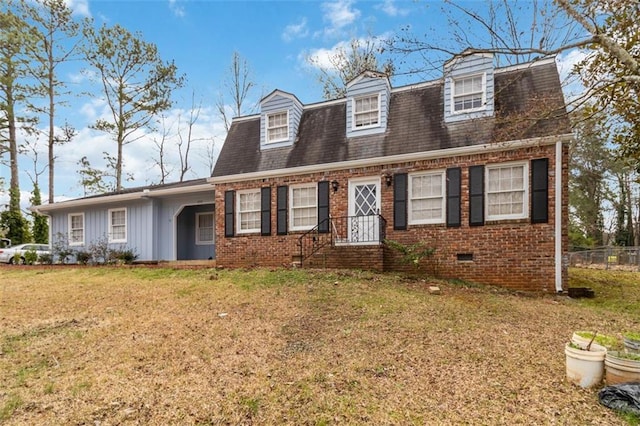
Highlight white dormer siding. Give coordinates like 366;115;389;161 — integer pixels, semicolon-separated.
444;52;495;123
346;71;390;138
260;90;303;149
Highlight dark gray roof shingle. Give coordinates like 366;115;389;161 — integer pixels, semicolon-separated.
212;60;570;178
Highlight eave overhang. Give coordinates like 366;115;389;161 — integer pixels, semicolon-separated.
30;183;215;214
208;134;572;185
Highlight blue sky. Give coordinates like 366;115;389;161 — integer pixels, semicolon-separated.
1;0;583;212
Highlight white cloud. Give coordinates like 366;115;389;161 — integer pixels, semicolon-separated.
282;18;309;42
78;97;107;123
556;48;589;104
65;0;91;17
320;0;360;38
375;0;409;17
302;35;389;71
168;0;186;18
303;41;350;71
50;104;227;198
556;48;587;81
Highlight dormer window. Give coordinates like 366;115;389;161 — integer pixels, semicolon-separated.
353;94;380;128
452;74;485;113
266;110;289;143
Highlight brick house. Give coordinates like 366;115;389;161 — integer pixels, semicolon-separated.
210;52;571;292
34;52;570;292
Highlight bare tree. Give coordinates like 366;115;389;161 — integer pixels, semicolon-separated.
151;114;175;185
216;51;256;132
204;137;218;177
177;91;206;182
309;37;394;100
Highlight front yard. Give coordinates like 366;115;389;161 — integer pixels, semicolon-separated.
1;266;639;424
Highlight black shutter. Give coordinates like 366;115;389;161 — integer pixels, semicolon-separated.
469;165;484;226
224;190;235;237
531;158;549;224
446;168;461;227
261;187;271;236
277;185;288;235
317;181;330;233
393;173;408;230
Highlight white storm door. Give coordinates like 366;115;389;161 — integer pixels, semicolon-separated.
348;178;381;244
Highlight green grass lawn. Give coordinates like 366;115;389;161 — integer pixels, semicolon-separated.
1;266;639;425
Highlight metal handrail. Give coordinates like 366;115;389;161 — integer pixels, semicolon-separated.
298;214;387;265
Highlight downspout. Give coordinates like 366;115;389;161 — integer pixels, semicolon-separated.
555;140;564;292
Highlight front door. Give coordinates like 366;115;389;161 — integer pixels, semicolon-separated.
348;178;381;244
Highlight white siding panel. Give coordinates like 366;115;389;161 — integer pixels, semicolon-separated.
346;75;390;138
260;92;303;149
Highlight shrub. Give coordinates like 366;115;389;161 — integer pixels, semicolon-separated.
52;233;74;264
384;239;436;270
76;251;92;265
23;249;38;265
88;237;111;264
38;253;53;264
110;248;138;265
12;252;22;265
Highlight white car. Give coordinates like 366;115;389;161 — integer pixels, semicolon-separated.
0;243;51;264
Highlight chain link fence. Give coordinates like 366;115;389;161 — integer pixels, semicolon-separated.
569;246;640;271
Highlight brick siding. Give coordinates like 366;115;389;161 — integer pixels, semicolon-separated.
214;142;567;292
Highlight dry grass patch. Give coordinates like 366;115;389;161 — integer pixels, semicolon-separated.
1;266;638;424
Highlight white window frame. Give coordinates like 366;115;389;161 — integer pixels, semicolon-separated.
236;189;261;234
108;208;127;243
486;161;529;221
266;110;289;144
352;93;381;129
451;73;486;114
289;183;318;232
195;211;215;245
68;213;85;246
408;171;446;225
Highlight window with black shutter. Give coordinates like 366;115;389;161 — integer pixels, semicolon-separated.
446;167;461;227
317;181;330;233
469;165;484;226
261;187;271;236
224;190;235;237
531;158;549;223
277;186;288;235
393;173;408;230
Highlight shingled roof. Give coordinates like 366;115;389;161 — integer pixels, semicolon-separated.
212;57;570;178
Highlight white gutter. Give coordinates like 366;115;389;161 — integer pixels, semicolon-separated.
555;139;564;292
31;183;215;214
208;134;573;184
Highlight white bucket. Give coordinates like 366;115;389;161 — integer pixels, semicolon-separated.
565;343;606;388
571;332;607;352
605;351;640;385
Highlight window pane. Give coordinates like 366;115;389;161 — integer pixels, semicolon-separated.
111;210;125;226
487;164;526;218
412;198;442;221
291;186;317;229
267;112;288;142
354;95;379;127
198;213;214;243
453;75;484;112
410;173;444;223
71;215;83;229
238;192;260;231
240;211;260;230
